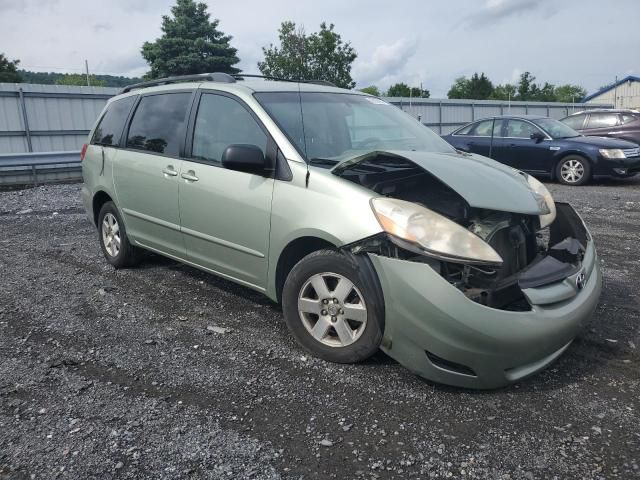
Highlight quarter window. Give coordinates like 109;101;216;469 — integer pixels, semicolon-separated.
91;96;136;146
586;113;619;129
621;114;638;125
191;94;267;165
126;93;191;156
505;120;541;139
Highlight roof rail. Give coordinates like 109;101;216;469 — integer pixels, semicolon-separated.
232;73;336;87
119;72;337;94
120;72;236;94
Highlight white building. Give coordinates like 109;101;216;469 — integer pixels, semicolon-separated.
583;76;640;109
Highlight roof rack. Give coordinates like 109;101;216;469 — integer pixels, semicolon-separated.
120;72;337;94
120;72;236;93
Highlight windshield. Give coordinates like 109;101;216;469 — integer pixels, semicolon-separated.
534;118;581;139
254;92;455;165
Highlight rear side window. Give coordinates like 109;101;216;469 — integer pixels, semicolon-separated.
126;93;191;157
561;114;586;130
586;113;619;129
91;96;136;146
191;93;267;165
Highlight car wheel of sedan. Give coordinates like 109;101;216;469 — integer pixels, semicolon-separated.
282;249;384;363
556;155;591;186
98;201;139;268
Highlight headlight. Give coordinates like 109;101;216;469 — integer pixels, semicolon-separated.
370;197;502;265
599;148;626;159
526;175;556;228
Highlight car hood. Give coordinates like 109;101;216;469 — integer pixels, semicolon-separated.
561;135;638;148
332;150;544;215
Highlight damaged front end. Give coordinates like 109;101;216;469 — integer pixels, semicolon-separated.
336;151;590;312
333;150;601;388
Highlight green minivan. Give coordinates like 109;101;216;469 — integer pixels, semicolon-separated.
81;73;602;389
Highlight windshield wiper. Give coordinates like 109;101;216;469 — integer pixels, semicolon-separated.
309;157;340;166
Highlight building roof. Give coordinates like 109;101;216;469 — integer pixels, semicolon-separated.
582;75;640;102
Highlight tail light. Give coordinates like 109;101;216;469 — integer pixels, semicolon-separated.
80;143;88;161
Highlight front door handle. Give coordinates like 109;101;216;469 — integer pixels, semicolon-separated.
162;165;178;177
181;170;199;182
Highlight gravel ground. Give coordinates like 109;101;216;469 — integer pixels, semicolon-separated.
0;179;639;480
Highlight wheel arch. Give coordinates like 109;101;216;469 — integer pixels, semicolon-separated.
552;150;593;181
273;236;337;304
92;190;114;226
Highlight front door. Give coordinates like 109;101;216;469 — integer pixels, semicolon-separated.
494;119;553;173
178;92;275;290
113;91;192;258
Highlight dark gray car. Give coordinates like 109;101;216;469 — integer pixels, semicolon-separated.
561;109;640;144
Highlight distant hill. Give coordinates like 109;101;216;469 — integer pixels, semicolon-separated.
17;70;142;87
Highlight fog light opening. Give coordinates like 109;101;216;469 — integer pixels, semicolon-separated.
425;350;477;377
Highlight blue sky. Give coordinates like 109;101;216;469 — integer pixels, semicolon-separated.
1;0;638;97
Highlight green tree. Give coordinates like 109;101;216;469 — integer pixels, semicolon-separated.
0;53;22;83
359;85;380;96
386;83;429;98
55;74;107;87
490;83;517;101
554;84;587;103
447;73;493;99
141;0;240;79
258;21;357;89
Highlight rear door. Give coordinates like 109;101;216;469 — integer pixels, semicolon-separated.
451;119;502;157
494;119;553;173
113;91;193;258
178;91;275;290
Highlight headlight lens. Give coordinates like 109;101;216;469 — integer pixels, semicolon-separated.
370;197;503;265
599;148;626;159
526;175;556;228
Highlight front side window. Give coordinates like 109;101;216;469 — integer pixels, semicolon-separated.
561;114;586;130
505;120;541;139
255;92;454;163
191;94;267;165
91;96;136;146
533;118;579;139
126;93;191;156
586;113;619;129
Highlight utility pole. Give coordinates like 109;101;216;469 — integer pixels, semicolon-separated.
85;60;91;87
613;76;618;108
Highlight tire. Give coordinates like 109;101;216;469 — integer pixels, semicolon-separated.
282;249;384;364
556;155;591;186
97;201;139;268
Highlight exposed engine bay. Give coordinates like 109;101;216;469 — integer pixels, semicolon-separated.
336;153;589;311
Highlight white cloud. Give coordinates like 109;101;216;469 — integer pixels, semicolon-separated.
352;38;418;88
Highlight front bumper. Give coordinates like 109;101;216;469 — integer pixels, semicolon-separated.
594;155;640;178
369;205;602;389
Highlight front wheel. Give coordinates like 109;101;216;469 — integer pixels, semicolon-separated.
556;155;591;186
282;250;384;364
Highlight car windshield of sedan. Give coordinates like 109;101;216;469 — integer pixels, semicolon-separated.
254;92;455;165
534;118;581;139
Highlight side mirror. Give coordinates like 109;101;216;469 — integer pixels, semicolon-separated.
221;144;267;175
530;132;545;143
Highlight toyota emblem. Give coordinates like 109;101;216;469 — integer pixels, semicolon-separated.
575;272;586;290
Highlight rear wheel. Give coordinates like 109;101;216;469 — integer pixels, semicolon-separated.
556;155;591;186
98;201;139;268
282;249;384;363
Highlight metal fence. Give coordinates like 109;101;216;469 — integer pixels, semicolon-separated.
0;83;118;186
385;97;612;135
0;82;612;186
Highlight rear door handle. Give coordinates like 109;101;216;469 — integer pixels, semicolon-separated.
162;165;178;177
181;170;199;182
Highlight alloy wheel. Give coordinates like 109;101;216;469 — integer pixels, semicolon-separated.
297;272;367;347
560;159;585;184
101;212;121;257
